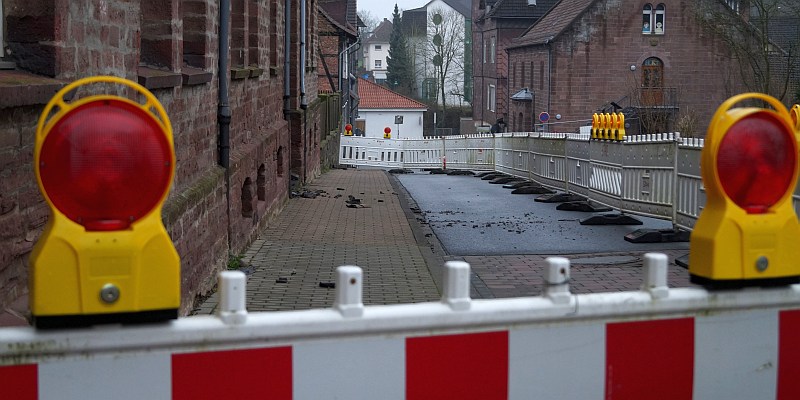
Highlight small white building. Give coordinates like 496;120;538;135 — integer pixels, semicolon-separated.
357;78;428;139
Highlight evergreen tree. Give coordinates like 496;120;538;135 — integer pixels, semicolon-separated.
386;4;414;96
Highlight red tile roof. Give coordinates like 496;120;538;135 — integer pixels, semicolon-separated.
358;78;428;110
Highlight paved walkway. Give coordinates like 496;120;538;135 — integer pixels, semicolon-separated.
194;169;441;314
195;168;698;316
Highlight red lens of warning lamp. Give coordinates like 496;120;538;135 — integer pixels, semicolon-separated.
345;124;352;132
384;127;391;134
716;112;796;214
39;99;172;231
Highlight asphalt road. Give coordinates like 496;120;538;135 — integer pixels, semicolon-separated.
395;172;690;256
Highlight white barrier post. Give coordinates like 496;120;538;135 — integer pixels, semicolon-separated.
334;266;364;318
442;261;471;311
544;257;572;304
217;270;248;325
642;253;669;299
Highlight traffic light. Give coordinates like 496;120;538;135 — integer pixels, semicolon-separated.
29;76;180;328
689;93;800;288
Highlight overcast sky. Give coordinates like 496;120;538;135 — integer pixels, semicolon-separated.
358;0;429;23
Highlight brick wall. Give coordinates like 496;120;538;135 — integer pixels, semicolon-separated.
507;0;744;134
0;106;49;310
0;0;325;318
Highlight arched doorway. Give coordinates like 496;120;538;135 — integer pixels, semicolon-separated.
641;57;664;105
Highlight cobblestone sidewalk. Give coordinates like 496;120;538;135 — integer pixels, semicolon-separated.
194;168;440;314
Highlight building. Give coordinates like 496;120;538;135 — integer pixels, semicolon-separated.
403;0;472;108
504;0;754;135
0;0;343;322
363;18;392;84
357;77;428;138
318;0;362;130
471;0;558;129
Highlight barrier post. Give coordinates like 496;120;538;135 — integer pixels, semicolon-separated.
641;253;669;299
334;266;364;317
218;270;248;325
671;132;681;229
442;261;471;311
442;136;446;170
544;257;571;304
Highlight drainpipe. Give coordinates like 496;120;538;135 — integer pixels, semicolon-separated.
300;0;307;181
480;28;485;127
218;0;231;169
338;38;360;130
218;0;232;252
283;0;291;113
546;38;552;133
300;0;307;109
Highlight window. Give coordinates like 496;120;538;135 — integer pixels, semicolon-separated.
249;0;260;66
488;84;496;112
182;0;210;68
482;37;487;63
231;0;246;66
489;36;496;63
642;4;665;35
374;59;382;68
423;78;437;101
375;45;382;51
655;4;665;34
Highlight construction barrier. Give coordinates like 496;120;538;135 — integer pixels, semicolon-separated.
340;131;711;230
2;256;800;399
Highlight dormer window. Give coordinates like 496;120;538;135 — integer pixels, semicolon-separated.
642;4;666;35
375;45;382;51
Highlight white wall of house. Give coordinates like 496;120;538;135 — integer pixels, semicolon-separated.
358;109;426;139
365;42;390;81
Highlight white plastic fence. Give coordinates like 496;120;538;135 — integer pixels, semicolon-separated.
2;256;800;399
341;132;708;229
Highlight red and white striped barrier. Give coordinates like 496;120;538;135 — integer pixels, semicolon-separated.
2;255;800;399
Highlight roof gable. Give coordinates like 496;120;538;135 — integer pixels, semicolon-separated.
366;19;393;44
485;0;559;19
510;0;597;48
358;78;428;110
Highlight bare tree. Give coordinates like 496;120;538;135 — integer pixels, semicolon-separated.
358;10;380;35
695;0;800;103
426;8;466;123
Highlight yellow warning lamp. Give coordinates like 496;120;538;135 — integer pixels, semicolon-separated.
29;76;180;328
344;123;353;136
591;113;599;139
689;93;800;288
609;113;619;140
596;113;605;139
615;113;626;141
791;104;800;132
384;127;392;139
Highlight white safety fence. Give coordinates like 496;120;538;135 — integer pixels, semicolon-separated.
341;132;711;230
2;257;800;399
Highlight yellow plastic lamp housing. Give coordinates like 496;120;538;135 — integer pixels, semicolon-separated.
29;76;180;328
689;93;800;288
791;104;800;132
